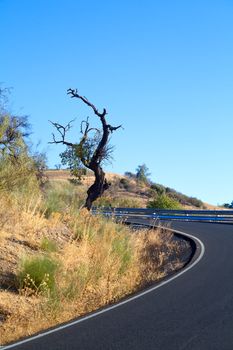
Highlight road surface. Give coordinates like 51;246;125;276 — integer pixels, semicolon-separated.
3;221;233;350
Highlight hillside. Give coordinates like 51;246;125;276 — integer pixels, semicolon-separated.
0;169;192;345
46;170;218;209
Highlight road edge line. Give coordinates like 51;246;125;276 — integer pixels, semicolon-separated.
1;225;205;349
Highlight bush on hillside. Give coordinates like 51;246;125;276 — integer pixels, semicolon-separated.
149;182;203;208
223;201;233;209
0;153;40;195
0;93;46;195
150;184;165;195
119;178;132;191
43;181;86;217
18;255;59;294
147;194;181;210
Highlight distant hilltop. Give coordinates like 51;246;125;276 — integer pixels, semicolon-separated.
46;169;220;210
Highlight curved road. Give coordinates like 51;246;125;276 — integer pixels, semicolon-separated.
3;222;233;350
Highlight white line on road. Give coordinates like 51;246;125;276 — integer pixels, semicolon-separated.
1;226;205;349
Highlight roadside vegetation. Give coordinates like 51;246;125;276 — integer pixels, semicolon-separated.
0;88;191;345
0;158;191;345
47;166;205;210
222;201;233;209
147;193;181;210
97;163;204;209
0;184;191;344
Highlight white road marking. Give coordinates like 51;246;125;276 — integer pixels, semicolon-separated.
1;226;205;349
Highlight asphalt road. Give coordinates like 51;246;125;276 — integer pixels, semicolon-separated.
3;221;233;350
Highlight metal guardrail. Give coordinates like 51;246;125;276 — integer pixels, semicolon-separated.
92;207;233;223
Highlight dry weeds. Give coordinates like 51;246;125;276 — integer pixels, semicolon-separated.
0;196;191;345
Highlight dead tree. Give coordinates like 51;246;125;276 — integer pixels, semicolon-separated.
50;88;121;210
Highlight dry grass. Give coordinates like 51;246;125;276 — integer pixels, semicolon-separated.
46;171;148;208
46;170;122;187
0;192;191;345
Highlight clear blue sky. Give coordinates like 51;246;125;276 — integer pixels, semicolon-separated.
1;0;233;205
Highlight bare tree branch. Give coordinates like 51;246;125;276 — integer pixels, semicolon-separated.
48;120;75;147
50;88;122;210
67;88;122;133
80;117;100;136
67;88;106;118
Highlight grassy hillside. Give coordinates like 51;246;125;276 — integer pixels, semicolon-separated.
0;167;192;345
0;87;210;345
46;169;217;209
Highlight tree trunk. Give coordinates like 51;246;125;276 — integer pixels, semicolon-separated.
84;167;110;210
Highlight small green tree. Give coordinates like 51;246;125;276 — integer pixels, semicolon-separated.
0;115;30;159
59;146;87;180
223;201;233;209
0;87;31;159
32;151;48;185
0;88;46;192
136;164;151;184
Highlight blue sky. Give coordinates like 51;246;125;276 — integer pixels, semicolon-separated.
1;0;233;205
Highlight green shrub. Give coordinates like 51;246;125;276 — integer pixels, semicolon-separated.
0;154;40;196
188;197;203;208
119;178;131;191
149;183;203;208
40;237;58;252
0;111;42;196
43;182;85;217
18;255;59;293
147;194;181;209
150;183;165;195
164;187;203;207
223;201;233;209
